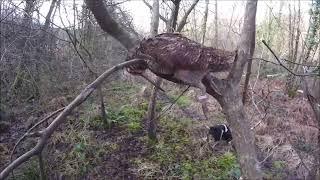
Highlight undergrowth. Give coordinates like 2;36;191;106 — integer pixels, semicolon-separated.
135;116;241;179
168;94;192;108
10;81;241;179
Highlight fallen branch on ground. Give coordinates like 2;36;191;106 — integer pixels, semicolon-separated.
10;107;65;164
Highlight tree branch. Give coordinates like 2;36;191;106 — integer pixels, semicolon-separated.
176;0;199;32
142;0;168;23
262;40;319;77
228;0;257;85
10;107;65;164
0;59;144;179
85;0;138;50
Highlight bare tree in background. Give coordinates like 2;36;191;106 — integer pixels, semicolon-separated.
201;0;209;45
200;0;210;119
214;0;218;47
286;1;301;95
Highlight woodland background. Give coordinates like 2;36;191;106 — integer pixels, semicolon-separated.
0;0;319;179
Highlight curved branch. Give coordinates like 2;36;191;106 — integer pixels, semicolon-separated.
0;59;144;179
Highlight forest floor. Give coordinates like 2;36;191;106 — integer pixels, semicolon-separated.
0;77;318;179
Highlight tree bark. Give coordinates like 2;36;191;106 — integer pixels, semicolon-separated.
303;76;320;179
85;0;138;50
204;0;262;178
147;78;161;140
220;88;261;179
214;0;218;47
142;0;167;24
176;0;199;33
200;0;210;119
201;0;209;45
43;0;57;31
242;30;256;104
149;0;159;37
286;1;301;95
147;0;160;140
168;0;181;32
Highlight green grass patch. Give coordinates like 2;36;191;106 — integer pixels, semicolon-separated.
264;160;287;179
138;116;240;179
169;94;192;108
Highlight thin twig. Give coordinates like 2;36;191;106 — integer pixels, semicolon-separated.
259;143;280;164
155;86;191;120
262;40;319;77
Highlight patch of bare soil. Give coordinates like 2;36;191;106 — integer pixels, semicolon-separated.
86;126;149;179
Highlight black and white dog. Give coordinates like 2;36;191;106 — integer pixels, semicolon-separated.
208;124;232;142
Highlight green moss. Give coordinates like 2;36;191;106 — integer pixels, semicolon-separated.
127;121;142;133
179;153;240;180
87;103;147;130
264;160;287;179
287;88;298;98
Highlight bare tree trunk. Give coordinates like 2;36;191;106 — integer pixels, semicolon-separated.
220;92;261;179
147;0;199;139
286;1;301;95
176;0;199;33
147;77;161;140
97;85;107;123
204;0;262;178
168;0;181;32
147;0;160;140
303;1;320;63
200;0;210;119
303;76;320;179
201;0;209;45
214;0;218;47
43;0;57;31
286;0;301;97
149;0;159;37
242;41;254;104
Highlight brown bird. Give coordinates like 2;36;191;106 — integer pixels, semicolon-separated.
126;33;236;100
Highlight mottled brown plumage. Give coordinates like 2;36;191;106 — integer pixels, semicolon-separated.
126;33;236;98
